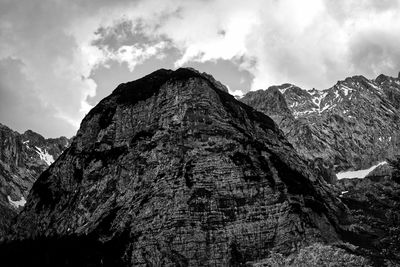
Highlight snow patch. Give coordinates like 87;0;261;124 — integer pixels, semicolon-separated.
320;103;333;113
340;85;353;96
293;109;314;118
312;92;327;107
35;146;54;165
278;85;293;94
7;195;26;208
367;81;381;91
334;90;339;99
336;161;387;179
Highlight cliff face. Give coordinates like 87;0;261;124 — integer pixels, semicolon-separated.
0;123;69;236
8;68;347;266
335;175;400;265
241;74;400;181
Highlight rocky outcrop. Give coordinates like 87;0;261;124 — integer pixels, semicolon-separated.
241;74;400;181
335;176;400;266
0;123;70;236
4;68;348;266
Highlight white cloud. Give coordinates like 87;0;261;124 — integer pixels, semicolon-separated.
0;0;103;135
92;0;400;90
110;42;168;71
2;0;400;136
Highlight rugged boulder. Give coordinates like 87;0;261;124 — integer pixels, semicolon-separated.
0;123;70;236
5;68;347;266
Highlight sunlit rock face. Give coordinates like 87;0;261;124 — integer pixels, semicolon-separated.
0;123;69;236
8;68;346;266
242;74;400;182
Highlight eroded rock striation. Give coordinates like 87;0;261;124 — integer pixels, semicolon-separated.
5;68;348;266
0;123;69;236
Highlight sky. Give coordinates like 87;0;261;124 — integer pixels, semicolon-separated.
1;0;400;137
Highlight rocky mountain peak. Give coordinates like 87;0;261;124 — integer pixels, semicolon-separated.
281;84;308;97
0;123;70;236
22;129;45;142
242;71;400;181
242;87;293;121
8;68;347;266
183;67;230;93
343;75;368;83
375;73;391;84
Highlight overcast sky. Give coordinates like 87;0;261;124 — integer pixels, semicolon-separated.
1;0;400;137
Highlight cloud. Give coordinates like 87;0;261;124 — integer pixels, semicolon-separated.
2;0;400;137
349;30;400;76
0;58;74;137
0;0;102;136
105;42;168;71
89;0;400;90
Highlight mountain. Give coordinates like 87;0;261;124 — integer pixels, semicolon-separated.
0;123;70;236
3;68;350;266
241;74;400;181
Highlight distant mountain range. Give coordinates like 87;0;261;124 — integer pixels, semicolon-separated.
242;73;400;182
0;123;70;235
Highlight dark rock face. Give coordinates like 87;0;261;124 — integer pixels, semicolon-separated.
7;68;346;266
376;74;400;109
0;123;70;236
241;74;400;180
336;175;400;266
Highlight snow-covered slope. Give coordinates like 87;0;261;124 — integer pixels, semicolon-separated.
336;161;387;179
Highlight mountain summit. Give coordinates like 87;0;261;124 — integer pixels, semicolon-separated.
0;123;69;236
242;73;400;181
7;68;346;266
